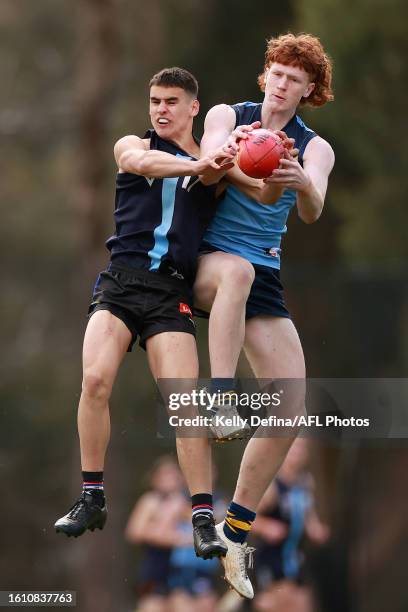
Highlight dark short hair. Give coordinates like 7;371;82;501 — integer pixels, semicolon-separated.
149;67;199;98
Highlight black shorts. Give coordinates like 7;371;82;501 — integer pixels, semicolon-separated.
88;264;196;351
198;242;290;320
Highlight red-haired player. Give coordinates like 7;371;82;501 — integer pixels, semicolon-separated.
194;33;335;598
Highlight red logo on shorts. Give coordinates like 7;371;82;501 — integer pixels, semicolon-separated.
179;303;192;316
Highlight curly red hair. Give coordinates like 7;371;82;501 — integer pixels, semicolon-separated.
258;32;334;107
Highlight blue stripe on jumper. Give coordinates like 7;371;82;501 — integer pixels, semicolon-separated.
148;154;191;270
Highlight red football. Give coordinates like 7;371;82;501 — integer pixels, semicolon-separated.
237;128;286;179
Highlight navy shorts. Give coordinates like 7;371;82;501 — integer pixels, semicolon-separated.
197;242;290;320
88;264;196;351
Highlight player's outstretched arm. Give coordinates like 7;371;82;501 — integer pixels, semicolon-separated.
262;136;334;222
199;105;260;185
256;133;299;205
114;135;228;179
296;137;335;223
233;132;299;204
200;104;237;155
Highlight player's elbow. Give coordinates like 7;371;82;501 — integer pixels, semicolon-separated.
258;193;280;205
199;174;216;186
298;194;324;223
299;208;322;224
258;187;283;205
119;150;148;175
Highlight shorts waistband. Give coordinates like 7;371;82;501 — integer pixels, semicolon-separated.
107;263;191;289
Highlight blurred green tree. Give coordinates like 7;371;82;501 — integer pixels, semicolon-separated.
296;0;408;265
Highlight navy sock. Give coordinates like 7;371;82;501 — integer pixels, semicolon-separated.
210;378;235;394
192;493;214;523
223;501;256;544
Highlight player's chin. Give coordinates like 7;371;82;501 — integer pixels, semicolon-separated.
269;98;289;110
154;122;173;136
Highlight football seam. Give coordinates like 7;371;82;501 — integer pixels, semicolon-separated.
253;139;281;166
242;136;283;168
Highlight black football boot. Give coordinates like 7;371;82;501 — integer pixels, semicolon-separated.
54;491;107;537
193;515;228;560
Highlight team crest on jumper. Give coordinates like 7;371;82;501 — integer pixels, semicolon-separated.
264;247;280;258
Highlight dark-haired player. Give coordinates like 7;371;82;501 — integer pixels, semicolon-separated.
195;33;335;597
54;68;235;559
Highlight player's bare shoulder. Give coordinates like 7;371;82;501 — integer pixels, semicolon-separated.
303;135;335;171
114;135;150;172
204;103;236;131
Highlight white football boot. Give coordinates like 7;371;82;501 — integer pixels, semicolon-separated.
216;522;255;599
208;391;251;442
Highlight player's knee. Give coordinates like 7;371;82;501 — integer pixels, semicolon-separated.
220;258;255;291
193;278;217;310
237;261;255;288
82;370;111;401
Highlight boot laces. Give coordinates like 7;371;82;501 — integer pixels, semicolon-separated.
199;520;216;542
238;544;256;576
68;498;87;519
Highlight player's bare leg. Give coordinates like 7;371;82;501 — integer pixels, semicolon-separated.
235;316;305;508
194;252;254;378
147;331;211;494
78;310;132;470
194;252;254;440
55;310;131;537
216;316;305;598
146;331;227;559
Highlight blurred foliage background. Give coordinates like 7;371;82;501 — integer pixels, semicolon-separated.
1;1;407;610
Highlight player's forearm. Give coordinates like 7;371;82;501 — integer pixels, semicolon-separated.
119;149;199;178
257;183;285;205
199;167;226;186
296;178;324;223
221;165;264;200
198;130;233;185
234;181;283;204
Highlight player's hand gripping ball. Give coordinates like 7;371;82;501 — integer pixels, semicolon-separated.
237;129;286;179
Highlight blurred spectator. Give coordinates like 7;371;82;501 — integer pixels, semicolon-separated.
125;456;189;612
167;496;219;612
251;439;329;612
126;456;226;611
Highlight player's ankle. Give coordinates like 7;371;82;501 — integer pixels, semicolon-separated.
223;501;256;544
82;471;105;506
191;493;214;524
209;378;235;394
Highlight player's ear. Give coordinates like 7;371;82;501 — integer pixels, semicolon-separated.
303;82;315;99
261;69;269;90
191;98;200;117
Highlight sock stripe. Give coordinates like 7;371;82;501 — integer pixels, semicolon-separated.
226;517;252;531
191;494;214;524
192;507;213;516
228;503;256;522
223;502;256;544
